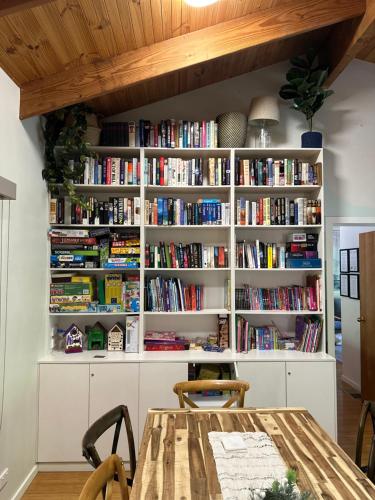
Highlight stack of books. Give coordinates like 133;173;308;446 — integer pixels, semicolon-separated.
101;119;218;148
144;331;188;351
50;196;141;225
145;242;228;268
145;197;230;225
80;157;140;185
235;158;322;186
50;229;100;268
236;197;321;225
236;316;280;352
296;315;323;352
236;240;286;269
235;276;321;311
145;277;203;312
145;157;230;186
286;233;321;268
104;237;140;269
50;275;96;313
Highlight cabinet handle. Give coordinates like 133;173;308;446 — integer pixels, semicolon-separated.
91;373;94;377
287;372;291;376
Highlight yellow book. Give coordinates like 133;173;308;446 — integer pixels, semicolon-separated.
71;276;95;283
267;245;273;269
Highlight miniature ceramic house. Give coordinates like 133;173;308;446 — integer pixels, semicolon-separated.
87;322;106;350
107;323;125;351
64;324;84;354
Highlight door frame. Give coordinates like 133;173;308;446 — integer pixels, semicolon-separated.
326;217;375;357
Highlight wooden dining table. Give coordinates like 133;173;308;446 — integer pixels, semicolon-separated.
130;407;375;499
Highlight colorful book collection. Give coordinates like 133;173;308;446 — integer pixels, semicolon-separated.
49;273;140;314
236;197;321;226
145;197;230;226
236;317;279;352
145;276;203;312
144;330;188;351
50;196;141;225
285;233;321;268
235;275;321;311
49;228;140;270
100;119;218;148
236;240;286;269
235;158;322;186
145;157;230;186
145;242;229;269
235;314;323;353
80;156;140;185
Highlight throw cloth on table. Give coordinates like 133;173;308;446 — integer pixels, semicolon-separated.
208;431;288;500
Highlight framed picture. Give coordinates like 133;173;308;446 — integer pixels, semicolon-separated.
340;249;349;273
349;274;360;299
349;248;360;273
340;274;349;297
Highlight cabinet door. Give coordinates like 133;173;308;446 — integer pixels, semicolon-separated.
286;361;337;438
89;363;139;460
139;362;188;439
38;364;89;462
237;362;286;407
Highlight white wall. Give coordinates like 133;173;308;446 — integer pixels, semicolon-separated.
0;69;47;499
109;58;375;218
339;226;374;392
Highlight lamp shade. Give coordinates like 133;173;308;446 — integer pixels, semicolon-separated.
248;96;280;126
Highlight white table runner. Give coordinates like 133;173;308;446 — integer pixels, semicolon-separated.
208;431;288;500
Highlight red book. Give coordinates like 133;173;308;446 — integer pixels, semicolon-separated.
170;242;177;268
159;157;165;186
127;162;132;184
191;285;197;311
106;158;111;185
218;247;225;268
51;237;97;245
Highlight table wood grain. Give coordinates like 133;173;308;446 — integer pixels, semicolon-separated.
130;408;375;499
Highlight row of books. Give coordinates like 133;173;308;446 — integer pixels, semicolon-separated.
235;276;321;311
236;197;322;226
145;277;203;312
145;198;230;226
145;242;229;269
49;273;140;313
79;157;140;185
235;315;322;352
236;241;286;269
235;158;322;186
101;119;219;148
50;197;141;226
236;318;280;351
144;157;230;186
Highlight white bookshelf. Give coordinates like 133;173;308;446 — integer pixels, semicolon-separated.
48;146;326;360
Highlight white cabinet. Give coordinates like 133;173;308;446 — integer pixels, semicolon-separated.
139;362;188;436
89;363;139;462
237;362;286;408
286;361;336;438
38;364;89;462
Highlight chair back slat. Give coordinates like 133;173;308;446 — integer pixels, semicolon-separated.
79;454;129;500
173;380;250;409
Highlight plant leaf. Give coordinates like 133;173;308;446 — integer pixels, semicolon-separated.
290;55;309;69
286;67;308;81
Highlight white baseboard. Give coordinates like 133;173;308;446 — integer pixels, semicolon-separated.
11;465;38;500
342;374;361;393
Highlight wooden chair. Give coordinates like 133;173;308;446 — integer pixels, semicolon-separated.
355;400;375;482
173;380;250;408
82;405;136;488
79;454;129;500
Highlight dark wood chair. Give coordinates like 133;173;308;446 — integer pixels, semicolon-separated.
82;405;136;488
355;400;375;482
79;454;129;500
173;379;250;408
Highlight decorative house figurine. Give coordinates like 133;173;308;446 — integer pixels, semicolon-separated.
64;324;84;354
107;323;125;351
87;322;106;351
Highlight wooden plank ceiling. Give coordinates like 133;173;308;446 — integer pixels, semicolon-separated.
0;0;372;118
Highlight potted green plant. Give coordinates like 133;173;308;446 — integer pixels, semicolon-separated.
42;103;98;204
279;49;334;148
251;469;312;499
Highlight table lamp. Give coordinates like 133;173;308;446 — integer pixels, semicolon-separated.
248;96;280;147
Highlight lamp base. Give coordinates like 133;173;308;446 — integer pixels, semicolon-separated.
255;125;271;148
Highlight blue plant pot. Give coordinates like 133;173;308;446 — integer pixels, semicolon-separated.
301;131;322;148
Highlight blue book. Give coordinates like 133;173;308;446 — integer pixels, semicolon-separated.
162;198;168;225
51;254;85;264
286;258;322;268
157;198;163;225
94;160;98;184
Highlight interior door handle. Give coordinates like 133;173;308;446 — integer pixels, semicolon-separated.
357;317;366;323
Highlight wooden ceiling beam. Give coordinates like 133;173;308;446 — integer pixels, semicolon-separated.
19;0;365;119
325;0;375;86
0;0;53;17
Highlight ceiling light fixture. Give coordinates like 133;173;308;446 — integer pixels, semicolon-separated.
184;0;219;7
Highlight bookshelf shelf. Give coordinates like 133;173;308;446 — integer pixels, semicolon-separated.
48;146;326;357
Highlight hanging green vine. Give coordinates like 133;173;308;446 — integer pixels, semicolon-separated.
42;103;94;205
